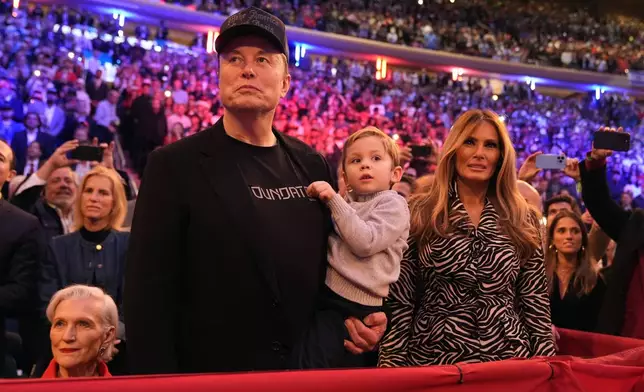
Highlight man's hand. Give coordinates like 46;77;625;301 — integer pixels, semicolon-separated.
581;210;594;226
307;181;336;203
344;312;387;354
89;137;115;169
49;140;80;169
563;158;581;182
518;151;542;182
590;126;624;161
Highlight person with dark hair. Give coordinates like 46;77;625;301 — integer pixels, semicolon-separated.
543;195;580;229
580;126;644;339
392;174;416;200
0;139;44;377
545;210;606;332
125;7;386;375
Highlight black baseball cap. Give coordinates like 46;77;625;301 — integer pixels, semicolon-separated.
215;7;289;61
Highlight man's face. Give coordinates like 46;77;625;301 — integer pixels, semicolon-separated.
0;140;15;188
546;201;573;228
44;167;77;210
218;35;290;114
27;141;42;160
25;113;39;130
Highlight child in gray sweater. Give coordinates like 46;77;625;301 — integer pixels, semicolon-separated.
291;127;410;369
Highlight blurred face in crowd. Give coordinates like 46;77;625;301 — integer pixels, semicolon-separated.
151;98;161;113
107;91;119;105
1;108;12;120
551;216;582;257
392;180;412;200
343;136;402;195
546;201;572;227
174;103;186;116
50;297;113;376
80;175;114;227
454;121;501;185
74;126;89;142
25;113;40;130
45;167;77;211
27;141;42;160
0;140;15;188
621;192;633;207
218;35;290;114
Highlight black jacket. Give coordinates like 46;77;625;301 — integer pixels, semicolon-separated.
11;184;64;243
125;118;334;375
0;199;45;371
580;159;644;336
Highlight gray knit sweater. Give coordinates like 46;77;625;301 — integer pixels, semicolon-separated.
325;190;410;306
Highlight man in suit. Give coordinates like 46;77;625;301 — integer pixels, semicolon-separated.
10;112;55;176
125;7;386;375
0;139;44;377
0;103;24;146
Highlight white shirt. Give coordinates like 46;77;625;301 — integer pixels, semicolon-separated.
44;105;56;126
23;159;39;176
26;129;38;145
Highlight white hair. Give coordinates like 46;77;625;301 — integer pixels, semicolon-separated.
46;285;119;362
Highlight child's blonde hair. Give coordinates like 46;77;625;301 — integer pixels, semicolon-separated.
341;126;400;172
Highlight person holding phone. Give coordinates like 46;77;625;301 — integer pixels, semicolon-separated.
580;126;644;339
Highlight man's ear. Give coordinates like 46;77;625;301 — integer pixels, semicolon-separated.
280;73;291;98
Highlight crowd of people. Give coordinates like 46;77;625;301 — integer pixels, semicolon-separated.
168;0;644;74
0;0;644;383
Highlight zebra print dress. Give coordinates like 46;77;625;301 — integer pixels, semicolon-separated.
379;183;555;367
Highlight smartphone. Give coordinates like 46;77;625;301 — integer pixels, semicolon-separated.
410;145;432;158
593;131;630;152
536;154;566;170
69;145;103;162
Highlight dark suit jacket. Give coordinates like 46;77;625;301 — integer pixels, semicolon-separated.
10;131;56;177
0;199;45;371
580;160;644;336
125;118;334;374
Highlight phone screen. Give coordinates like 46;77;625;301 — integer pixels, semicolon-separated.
69;146;104;162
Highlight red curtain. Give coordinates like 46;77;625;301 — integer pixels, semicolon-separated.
2;329;644;392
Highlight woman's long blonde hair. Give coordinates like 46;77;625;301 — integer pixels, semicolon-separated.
73;166;127;232
409;109;541;260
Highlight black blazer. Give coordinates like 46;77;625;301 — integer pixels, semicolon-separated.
125;118;334;375
10;131;56;176
580;160;644;336
0;199;45;370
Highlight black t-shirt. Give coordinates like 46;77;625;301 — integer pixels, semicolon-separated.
224;134;328;335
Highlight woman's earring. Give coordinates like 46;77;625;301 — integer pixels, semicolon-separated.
580;246;585;253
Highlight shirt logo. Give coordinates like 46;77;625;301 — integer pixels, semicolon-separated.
250;185;314;201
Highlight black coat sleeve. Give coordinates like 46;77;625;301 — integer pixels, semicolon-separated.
124;148;184;374
0;215;44;313
10;183;45;214
580;160;630;242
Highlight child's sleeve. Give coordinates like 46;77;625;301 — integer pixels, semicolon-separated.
327;193;410;258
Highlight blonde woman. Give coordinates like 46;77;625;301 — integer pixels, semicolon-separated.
40;166;129;363
43;285;118;378
379;109;555;367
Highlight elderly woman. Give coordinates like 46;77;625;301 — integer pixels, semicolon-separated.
40;165;129;351
379;109;555;367
42;285;118;378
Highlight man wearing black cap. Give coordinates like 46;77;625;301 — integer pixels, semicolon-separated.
125;7;386;375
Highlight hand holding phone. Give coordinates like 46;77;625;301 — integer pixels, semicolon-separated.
69;145;104;162
535;154;567;170
592;127;630;157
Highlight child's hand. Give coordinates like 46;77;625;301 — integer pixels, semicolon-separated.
307;181;336;203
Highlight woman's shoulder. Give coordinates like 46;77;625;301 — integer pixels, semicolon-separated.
50;231;82;246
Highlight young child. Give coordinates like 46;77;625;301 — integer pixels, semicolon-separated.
291;126;410;369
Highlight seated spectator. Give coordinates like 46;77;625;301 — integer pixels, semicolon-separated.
392;174;415;200
18;141;45;177
0;103;24;146
11;141;80;240
164;122;184;146
546;210;606;332
10;112;55;175
42;285;118;378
